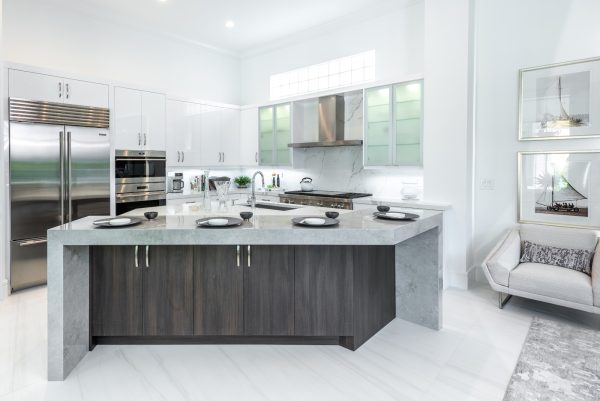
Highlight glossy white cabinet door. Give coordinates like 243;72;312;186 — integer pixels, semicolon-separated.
141;91;166;151
239;108;259;166
167;100;202;166
220;107;240;166
114;87;142;150
200;104;222;166
64;78;109;108
9;69;63;103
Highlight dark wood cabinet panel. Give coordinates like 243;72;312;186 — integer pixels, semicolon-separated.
91;246;143;336
244;246;294;336
294;246;353;336
143;246;194;336
345;246;396;350
194;246;244;335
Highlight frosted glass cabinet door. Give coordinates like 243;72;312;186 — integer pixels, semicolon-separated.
365;87;392;166
394;81;423;166
259;107;274;165
274;104;291;166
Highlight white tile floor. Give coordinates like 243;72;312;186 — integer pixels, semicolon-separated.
0;284;598;401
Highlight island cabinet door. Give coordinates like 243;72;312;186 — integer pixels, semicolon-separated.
143;246;194;336
294;246;354;336
193;246;244;335
244;246;295;336
91;246;143;336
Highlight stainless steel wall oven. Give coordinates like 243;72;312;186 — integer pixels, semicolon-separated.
115;150;166;215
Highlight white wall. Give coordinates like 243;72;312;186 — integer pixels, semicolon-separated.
423;0;474;288
472;0;600;270
3;0;241;104
240;2;424;105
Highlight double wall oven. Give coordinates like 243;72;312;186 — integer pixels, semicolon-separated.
115;150;166;215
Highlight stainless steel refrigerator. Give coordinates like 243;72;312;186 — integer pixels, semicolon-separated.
9;98;110;291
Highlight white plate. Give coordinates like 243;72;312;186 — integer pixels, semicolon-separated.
301;218;326;226
108;218;132;226
383;212;406;220
205;218;229;226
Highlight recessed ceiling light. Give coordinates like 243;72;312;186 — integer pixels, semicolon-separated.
225;20;235;29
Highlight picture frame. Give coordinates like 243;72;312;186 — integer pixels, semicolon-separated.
518;150;600;229
518;56;600;140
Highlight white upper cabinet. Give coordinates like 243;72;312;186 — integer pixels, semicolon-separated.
9;69;108;108
220;107;240;166
63;78;109;108
239;108;259;166
167;100;202;167
114;87;166;151
141;91;166;150
200;104;222;166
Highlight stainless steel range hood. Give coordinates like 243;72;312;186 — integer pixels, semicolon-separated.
288;95;363;148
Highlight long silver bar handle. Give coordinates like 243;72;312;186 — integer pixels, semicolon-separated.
247;245;251;267
134;245;139;268
65;83;70;99
177;151;180;162
236;245;240;267
182;151;185;163
58;82;62;98
255;152;258;162
17;238;48;246
144;133;147;146
59;131;65;225
138;133;141;146
66;131;72;223
222;152;224;163
145;246;149;269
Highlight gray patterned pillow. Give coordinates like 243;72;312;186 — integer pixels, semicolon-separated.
520;241;593;276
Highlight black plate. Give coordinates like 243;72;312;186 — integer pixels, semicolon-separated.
292;216;340;227
196;217;243;228
93;217;143;227
373;211;419;221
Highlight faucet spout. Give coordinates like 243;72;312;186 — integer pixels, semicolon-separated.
249;171;265;208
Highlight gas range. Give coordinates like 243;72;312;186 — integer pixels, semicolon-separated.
279;190;371;210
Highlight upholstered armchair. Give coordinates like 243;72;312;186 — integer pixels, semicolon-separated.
481;225;600;313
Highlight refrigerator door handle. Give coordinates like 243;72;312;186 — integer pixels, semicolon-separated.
16;237;48;246
67;131;72;222
59;131;65;225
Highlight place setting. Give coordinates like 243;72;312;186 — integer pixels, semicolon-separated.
92;211;159;228
291;211;340;227
372;205;420;221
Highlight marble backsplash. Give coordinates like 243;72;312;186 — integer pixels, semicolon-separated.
169;146;423;199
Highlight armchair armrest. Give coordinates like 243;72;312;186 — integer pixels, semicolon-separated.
592;239;600;307
482;230;521;287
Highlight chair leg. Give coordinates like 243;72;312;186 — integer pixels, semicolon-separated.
498;292;512;309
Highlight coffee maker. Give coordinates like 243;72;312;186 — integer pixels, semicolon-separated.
167;172;184;193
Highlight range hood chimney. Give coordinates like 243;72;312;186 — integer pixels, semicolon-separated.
288;95;363;148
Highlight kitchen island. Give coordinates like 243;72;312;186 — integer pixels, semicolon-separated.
47;204;443;380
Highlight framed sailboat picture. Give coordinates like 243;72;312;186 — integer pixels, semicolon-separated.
518;151;600;229
518;56;600;140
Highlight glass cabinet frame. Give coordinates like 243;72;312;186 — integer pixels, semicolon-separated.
258;103;292;166
363;80;424;167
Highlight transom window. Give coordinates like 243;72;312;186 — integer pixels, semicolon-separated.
269;50;376;100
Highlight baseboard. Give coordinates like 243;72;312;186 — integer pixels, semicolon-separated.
445;271;469;290
0;279;8;301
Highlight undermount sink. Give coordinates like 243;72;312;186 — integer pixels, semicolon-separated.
244;203;297;211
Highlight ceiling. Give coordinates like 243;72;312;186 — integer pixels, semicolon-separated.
45;0;412;55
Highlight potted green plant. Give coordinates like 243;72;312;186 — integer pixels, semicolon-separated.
234;175;251;188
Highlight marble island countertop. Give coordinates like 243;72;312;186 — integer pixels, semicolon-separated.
48;203;443;246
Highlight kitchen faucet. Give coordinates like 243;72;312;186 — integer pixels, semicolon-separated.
248;171;265;208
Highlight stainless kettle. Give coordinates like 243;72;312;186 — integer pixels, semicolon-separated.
300;177;313;192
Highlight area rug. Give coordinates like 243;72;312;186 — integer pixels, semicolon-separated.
504;317;600;400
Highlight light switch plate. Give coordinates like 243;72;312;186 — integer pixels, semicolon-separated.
480;178;495;190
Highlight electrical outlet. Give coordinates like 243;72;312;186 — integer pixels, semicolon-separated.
480;178;495;190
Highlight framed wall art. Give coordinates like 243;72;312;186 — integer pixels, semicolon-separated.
518;151;600;229
518;56;600;140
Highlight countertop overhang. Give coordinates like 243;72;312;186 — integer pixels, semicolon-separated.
48;208;443;246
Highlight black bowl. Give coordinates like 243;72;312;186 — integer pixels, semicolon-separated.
325;211;339;219
144;211;158;220
377;205;390;213
240;211;253;221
